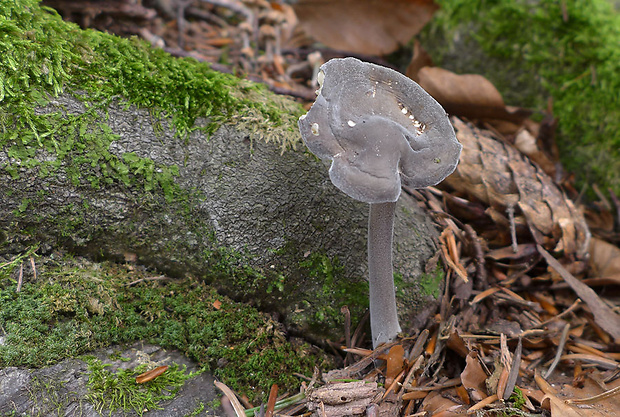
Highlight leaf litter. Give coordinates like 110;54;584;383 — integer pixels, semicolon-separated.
36;0;620;415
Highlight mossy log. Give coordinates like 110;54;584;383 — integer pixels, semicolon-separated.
1;93;441;340
0;0;442;341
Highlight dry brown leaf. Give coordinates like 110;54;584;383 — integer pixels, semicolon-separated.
446;331;469;358
406;40;433;83
542;393;586;417
539;246;620;343
385;344;405;386
589;238;620;282
461;352;488;401
292;0;438;55
541;377;620;417
421;390;466;415
444;118;591;258
415;67;532;126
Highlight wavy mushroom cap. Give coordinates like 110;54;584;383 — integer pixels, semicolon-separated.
299;57;462;203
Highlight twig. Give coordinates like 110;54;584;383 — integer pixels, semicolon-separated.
592;184;612;210
382;369;406;399
609;188;620;232
124;275;171;286
407;329;429;363
16;263;23;292
177;0;195;49
544;323;571;379
405;377;462;392
400;355;424;394
464;224;487;289
506;204;518;253
350;310;369;350
534;298;581;328
29;256;37;280
200;0;253;20
341;305;353;365
243;392;306;417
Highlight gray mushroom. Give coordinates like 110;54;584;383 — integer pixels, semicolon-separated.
298;57;462;348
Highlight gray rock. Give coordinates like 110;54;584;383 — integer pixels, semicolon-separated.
0;343;222;417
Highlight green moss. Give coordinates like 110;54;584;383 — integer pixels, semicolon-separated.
0;253;325;402
185;402;207;417
0;0;302;205
296;253;368;332
85;358;195;416
422;0;620;196
417;266;444;299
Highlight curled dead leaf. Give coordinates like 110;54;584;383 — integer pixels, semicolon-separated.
461;352;488;402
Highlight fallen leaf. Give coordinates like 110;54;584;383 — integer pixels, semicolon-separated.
539;246;620;342
416;67;531;125
213;299;222;310
422;390;466;416
135;365;168;384
406;40;433;82
385;344;405;386
542;393;584;417
293;0;438;55
461;352;488;401
589;238;620;282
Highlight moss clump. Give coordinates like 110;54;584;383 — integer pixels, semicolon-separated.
422;0;620;196
417;266;444;299
0;0;301;203
85;358;196;416
295;253;369;334
0;252;325;402
0;0;295;137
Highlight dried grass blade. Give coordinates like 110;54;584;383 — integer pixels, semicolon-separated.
568;384;620;405
503;338;522;400
544;323;570;379
215;380;247;417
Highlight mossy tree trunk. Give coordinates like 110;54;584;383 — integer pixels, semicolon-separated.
0;0;441;341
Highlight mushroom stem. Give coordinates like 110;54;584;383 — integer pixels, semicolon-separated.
368;201;402;348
